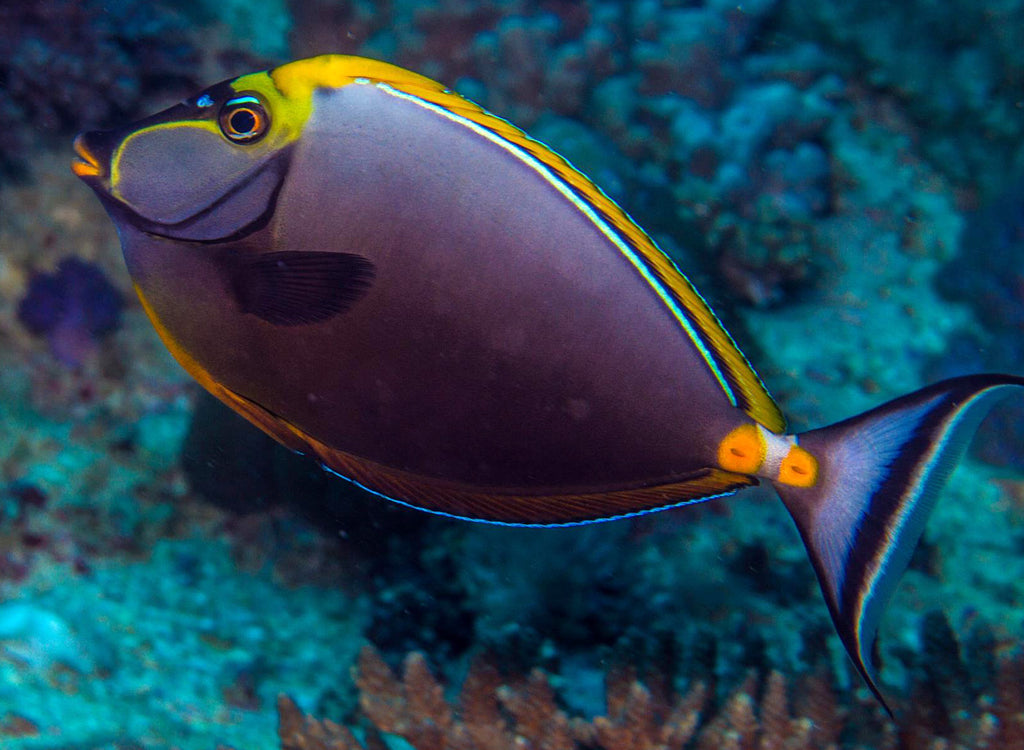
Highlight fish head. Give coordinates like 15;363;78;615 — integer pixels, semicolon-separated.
71;72;305;244
68;58;381;414
71;55;465;245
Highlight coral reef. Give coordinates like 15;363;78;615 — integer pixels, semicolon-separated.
602;1;839;306
0;536;368;749
271;634;1024;750
932;178;1024;467
291;0;626;132
0;0;201;172
186;0;292;59
17;256;123;367
182;392;328;516
274;645;840;750
778;0;1024;194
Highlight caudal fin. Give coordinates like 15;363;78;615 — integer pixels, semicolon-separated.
772;374;1024;715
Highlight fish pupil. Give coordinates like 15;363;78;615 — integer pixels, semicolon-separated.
230;109;257;135
218;94;268;143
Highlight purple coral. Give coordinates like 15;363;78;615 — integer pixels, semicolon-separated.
17;257;124;367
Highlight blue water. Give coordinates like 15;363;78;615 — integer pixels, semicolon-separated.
1;2;1022;748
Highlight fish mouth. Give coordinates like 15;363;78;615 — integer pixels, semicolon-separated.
71;134;104;179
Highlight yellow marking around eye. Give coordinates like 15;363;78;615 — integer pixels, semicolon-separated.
228;56;464;152
717;424;766;475
777;444;818;487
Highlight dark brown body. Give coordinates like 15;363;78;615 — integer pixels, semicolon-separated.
123;83;743;494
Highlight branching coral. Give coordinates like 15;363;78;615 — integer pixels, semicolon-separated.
277;694;368;750
269;638;1024;750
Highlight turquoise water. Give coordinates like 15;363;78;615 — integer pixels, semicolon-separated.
1;2;1022;748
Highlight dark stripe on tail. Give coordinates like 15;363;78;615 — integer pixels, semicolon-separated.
773;374;1024;715
838;379;994;676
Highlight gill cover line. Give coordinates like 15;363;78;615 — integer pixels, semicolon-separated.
140;158;288;243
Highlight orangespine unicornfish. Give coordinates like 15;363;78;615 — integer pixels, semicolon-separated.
73;54;1021;714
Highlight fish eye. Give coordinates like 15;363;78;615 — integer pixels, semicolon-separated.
219;95;269;144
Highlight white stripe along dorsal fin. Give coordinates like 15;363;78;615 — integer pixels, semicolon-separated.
266;55;786;433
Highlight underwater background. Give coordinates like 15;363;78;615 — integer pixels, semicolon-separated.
1;1;1023;748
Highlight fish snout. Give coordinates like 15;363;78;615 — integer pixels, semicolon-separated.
72;131;114;181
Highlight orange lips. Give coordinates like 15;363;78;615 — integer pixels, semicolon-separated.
71;134;103;178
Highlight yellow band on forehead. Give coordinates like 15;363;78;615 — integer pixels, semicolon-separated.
230;55;461;146
270;55;447;99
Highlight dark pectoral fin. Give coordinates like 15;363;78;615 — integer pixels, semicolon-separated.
224;250;375;326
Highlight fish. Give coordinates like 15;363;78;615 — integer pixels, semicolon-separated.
72;54;1021;714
